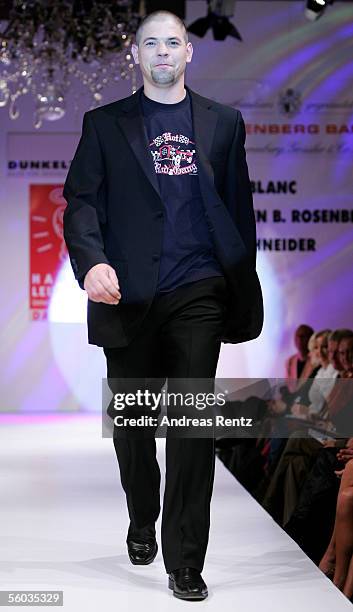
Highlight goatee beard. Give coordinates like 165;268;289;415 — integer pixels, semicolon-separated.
150;69;176;85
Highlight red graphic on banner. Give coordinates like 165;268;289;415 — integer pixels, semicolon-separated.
30;184;67;320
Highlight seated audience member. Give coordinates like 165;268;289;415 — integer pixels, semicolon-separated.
269;331;324;418
261;330;352;526
284;324;315;394
264;331;323;473
319;456;353;599
285;439;353;565
290;329;338;419
217;330;352;507
320;333;353;432
217;332;320;496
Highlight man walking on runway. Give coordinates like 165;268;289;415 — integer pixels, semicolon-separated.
63;9;263;600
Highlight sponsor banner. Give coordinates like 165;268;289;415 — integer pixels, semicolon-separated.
30;184;67;320
7;133;78;177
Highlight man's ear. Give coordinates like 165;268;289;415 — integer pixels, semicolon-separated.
186;42;193;64
131;43;140;64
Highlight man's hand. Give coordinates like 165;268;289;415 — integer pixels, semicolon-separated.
291;403;309;418
84;263;121;304
321;439;336;448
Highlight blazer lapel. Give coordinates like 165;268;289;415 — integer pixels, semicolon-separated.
187;85;218;186
115;84;218;200
116;87;161;199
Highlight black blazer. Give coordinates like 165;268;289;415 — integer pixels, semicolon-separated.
63;84;263;347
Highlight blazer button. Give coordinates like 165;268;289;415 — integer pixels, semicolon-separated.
156;212;163;218
152;254;159;262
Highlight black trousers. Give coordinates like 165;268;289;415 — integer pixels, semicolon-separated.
103;275;228;573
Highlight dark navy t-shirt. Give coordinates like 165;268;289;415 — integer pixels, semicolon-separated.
140;88;224;294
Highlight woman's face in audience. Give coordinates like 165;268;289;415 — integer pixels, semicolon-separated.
338;337;353;372
319;340;329;365
328;340;342;371
310;338;322;367
308;335;320;368
295;327;312;354
313;335;327;366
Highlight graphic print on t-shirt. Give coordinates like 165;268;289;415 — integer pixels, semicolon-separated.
149;131;198;176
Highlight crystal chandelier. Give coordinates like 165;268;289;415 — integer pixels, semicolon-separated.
0;0;141;128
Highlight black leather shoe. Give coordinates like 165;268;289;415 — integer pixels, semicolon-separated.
127;539;158;565
168;568;208;600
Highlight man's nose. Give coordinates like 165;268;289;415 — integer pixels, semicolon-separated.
157;42;169;55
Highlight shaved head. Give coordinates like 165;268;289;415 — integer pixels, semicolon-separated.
135;10;188;46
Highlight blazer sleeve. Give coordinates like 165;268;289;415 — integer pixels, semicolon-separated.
63;111;110;289
224;110;257;269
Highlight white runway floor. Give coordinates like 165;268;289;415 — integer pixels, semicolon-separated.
0;414;351;611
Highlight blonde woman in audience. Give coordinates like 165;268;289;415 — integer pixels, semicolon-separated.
291;330;339;419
